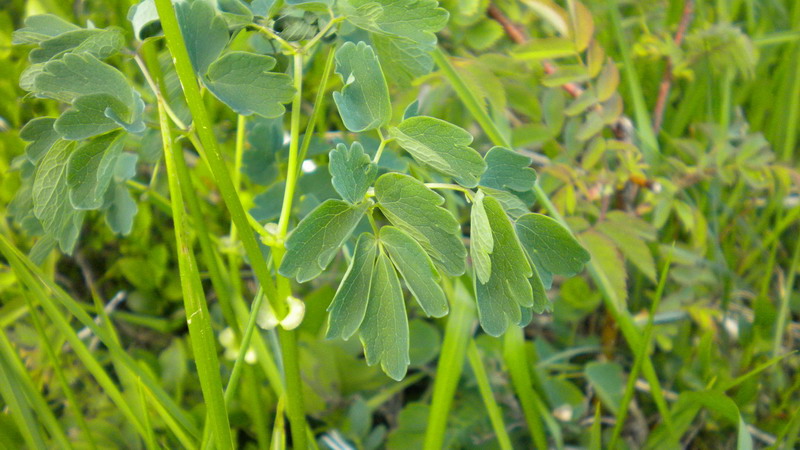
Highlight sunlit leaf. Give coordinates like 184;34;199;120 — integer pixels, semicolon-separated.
359;252;409;381
326;232;378;340
375;173;466;276
279;199;371;282
390;116;486;188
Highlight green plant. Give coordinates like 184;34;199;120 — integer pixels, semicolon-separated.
4;0;596;447
3;0;800;448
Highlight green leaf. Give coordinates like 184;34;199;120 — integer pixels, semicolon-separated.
175;0;229;74
204;51;294;118
104;184;138;236
580;230;627;307
332;41;391;132
326;233;378;340
408;319;441;367
33;53;135;107
340;0;448;47
403;99;419;120
32;140;85;253
113;152;139;182
54;94;129;140
470;190;493;284
380;226;447;318
372;34;433;86
19;117;59;164
597;221;656;282
375;173;466;276
479;186;530;220
479;146;537;192
390;116;486;188
12;14;79;45
128;0;161;41
329;141;377;204
529;261;550;313
515;213;590;281
475;195;533;336
66;132;125;210
584;362;625;415
359;252;409;381
279;199;371;282
29;28;125;63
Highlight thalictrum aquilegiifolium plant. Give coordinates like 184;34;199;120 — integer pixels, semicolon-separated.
4;0;599;447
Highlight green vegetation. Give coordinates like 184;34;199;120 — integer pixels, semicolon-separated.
0;0;798;448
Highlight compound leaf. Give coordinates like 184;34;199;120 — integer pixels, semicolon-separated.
375;173;466;276
205;51;294;118
480;146;537;192
326;233;378;340
332;41;391;132
380;226;447;318
359;251;409;381
279;199;371;282
329;141;377;204
67;132;125;210
475;195;532;337
390;116;486;188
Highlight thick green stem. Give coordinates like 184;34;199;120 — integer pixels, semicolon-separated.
159;99;234;450
270;51;309;450
153;0;281;315
277;54;305;241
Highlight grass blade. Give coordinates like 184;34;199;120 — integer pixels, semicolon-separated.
466;340;513;450
423;278;475;449
158;97;234;450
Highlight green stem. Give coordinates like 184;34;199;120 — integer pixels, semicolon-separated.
431;48;509;148
256;25;297;54
467;341;513;450
300;16;342;53
607;0;660;164
425;183;474;200
609;252;673;448
153;0;282;316
159;98;234;450
773;231;800;358
503;328;549;449
423;278;475;450
268;51;309;450
296;46;337;175
277;53;305;241
372;129;389;164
